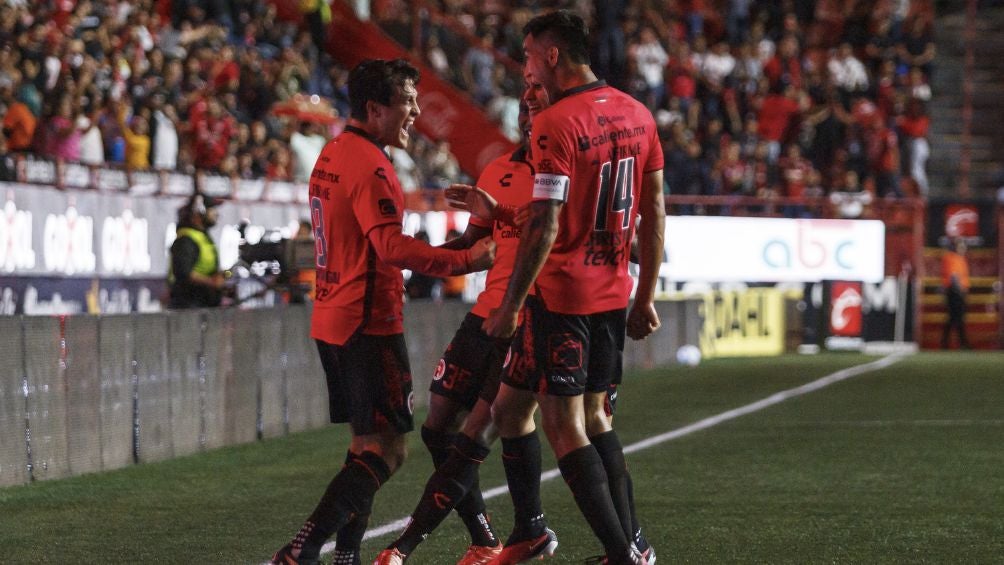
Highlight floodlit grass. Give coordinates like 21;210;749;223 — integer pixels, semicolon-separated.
2;352;1002;563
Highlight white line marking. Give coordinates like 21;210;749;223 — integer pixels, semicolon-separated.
315;353;907;555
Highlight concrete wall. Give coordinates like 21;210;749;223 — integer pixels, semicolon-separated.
0;300;700;486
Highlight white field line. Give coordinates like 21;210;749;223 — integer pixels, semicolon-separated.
315;353;907;553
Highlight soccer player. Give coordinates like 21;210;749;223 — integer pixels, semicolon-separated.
269;58;495;565
484;11;665;565
373;91;556;565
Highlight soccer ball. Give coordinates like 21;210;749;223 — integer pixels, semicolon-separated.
676;344;702;367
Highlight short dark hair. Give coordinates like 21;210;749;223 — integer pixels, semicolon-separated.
523;10;590;65
348;59;420;121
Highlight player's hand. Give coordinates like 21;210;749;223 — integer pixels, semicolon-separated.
626;301;660;340
467;237;496;272
211;272;226;289
446;183;498;222
483;306;519;340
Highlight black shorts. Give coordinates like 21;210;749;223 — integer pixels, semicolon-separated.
315;334;414;435
503;295;626;397
430;313;507;410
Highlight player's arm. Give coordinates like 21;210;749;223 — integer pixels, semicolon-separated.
445;184;522;227
368;224;494;276
627;169;666;340
483;198;560;339
438;224;492;251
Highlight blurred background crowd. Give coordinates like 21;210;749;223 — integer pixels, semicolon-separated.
0;0;934;202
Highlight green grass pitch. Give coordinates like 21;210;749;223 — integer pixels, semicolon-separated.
1;352;1002;563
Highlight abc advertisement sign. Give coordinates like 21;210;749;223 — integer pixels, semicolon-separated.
664;217;885;283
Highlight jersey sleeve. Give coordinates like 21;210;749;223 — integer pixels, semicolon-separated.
469;167;497;229
352;168;404;236
530;113;572;202
644;118;665;172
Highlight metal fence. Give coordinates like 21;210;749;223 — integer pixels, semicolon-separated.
0;300;700;487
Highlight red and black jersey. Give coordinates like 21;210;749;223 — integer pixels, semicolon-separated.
309;126;406;345
468;146;535;318
529;81;664;315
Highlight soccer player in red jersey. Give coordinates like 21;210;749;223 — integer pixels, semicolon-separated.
484;11;666;565
269;59;495;565
373;87;556;565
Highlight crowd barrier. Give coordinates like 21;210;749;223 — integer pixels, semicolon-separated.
0;300;700;487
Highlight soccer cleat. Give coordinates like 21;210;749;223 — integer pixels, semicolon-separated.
639;544;656;564
269;544;325;565
456;542;503;565
490;527;558;564
372;547;408;565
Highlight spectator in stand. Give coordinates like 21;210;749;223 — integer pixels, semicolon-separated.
864;112;901;197
426;139;461;189
896;97;930;196
666;41;700;125
118;100;152;170
289;120;328;182
905;66;931;102
628;27;669;111
702;41;736;91
779;143;816;217
764;34;801;91
462;32;498;106
717;140;752;195
78;108;105;167
1;82;35;152
42;96;83;164
193;96;235;171
897;16;935;78
150;92;180;170
828;42;870;104
757;84;804;164
727;0;753;45
265;145;292;181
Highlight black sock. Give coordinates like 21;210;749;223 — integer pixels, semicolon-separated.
424;428;497;546
295;451;391;558
625;474;648;552
501;432;546;542
557;445;631;558
393;435;492;554
456;472;498;547
452;435;497;547
333;452;368;564
591;430;633;540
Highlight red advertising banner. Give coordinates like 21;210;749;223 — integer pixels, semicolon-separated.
829;281;863;337
944;204;979;239
325;1;516;178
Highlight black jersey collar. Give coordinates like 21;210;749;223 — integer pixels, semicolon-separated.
556;79;607;102
345;125;390;157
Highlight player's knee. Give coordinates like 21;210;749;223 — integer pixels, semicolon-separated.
374;433;409;473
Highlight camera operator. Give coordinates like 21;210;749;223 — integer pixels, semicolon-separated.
168;193;226;309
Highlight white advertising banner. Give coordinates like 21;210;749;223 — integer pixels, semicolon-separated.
664;216;886;283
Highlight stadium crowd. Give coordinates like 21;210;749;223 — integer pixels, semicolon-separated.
379;0;936;202
0;0;464;188
1;0;936;201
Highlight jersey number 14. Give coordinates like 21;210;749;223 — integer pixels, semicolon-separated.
594;157;635;231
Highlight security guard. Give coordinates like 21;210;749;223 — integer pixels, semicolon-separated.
168;193;225;308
